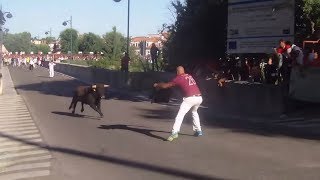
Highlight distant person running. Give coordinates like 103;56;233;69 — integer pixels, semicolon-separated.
37;56;42;67
154;66;203;142
29;58;35;71
49;61;56;78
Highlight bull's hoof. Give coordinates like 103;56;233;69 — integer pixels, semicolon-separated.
72;111;75;114
100;114;104;118
81;109;84;113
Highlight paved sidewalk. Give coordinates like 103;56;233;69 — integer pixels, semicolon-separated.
1;66;17;95
0;67;52;179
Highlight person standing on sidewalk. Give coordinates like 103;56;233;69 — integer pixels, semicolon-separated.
48;61;56;78
121;53;130;83
154;66;203;141
150;43;160;71
121;53;130;73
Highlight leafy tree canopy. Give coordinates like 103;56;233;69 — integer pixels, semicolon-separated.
3;32;33;53
78;32;104;54
59;28;79;54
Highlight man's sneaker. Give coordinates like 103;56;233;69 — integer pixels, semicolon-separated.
167;133;178;141
194;131;203;137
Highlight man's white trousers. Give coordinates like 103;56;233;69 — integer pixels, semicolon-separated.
49;68;54;77
172;96;203;133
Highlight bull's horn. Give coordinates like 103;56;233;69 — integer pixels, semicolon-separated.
104;85;110;87
92;85;97;88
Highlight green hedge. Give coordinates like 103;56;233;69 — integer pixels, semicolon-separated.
61;57;165;72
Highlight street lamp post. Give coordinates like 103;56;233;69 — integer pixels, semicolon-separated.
0;8;12;69
114;0;130;56
45;28;53;55
45;28;52;39
62;16;73;61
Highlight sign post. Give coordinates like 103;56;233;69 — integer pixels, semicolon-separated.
227;0;295;54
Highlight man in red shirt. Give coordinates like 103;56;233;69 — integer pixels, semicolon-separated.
276;39;291;54
154;66;203;141
275;39;292;85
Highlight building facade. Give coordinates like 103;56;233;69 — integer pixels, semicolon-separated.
130;32;168;57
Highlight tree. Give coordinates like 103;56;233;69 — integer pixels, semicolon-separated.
31;44;51;54
3;32;33;53
102;27;126;60
303;0;320;39
78;33;104;54
294;0;312;45
59;28;79;54
303;0;320;31
163;0;227;67
44;37;56;44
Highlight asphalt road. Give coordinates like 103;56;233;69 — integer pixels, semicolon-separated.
8;66;320;180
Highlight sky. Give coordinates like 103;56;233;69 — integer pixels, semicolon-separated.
1;0;178;38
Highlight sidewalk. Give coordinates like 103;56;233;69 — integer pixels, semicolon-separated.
0;66;52;179
1;66;17;95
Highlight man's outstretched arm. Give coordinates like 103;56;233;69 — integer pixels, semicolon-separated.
154;82;175;89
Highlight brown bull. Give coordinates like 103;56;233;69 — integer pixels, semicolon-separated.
69;84;109;117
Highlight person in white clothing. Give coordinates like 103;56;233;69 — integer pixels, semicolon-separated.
17;58;21;67
49;61;56;78
38;59;42;66
29;59;35;71
22;57;26;66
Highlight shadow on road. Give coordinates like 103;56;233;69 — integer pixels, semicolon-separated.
106;91;152;102
52;111;101;120
98;124;193;141
136;107;176;120
0;131;225;180
99;124;167;141
137;106;320;141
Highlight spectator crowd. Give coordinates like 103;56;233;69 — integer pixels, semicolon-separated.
194;39;320;86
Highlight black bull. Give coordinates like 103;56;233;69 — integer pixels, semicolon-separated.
69;84;109;117
150;88;172;103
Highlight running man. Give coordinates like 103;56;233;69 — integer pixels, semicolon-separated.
48;60;56;78
29;58;35;71
154;66;203;141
